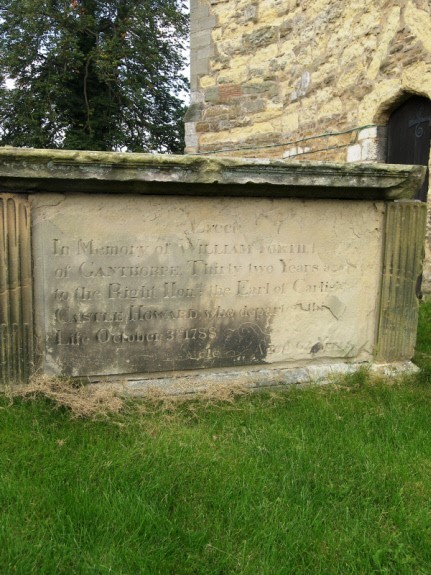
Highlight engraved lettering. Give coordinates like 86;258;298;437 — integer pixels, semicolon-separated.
128;306;199;322
204;307;235;319
198;243;252;255
79;262;181;278
239;305;285;319
55;330;89;345
154;243;172;255
77;239;150;257
184;327;217;340
163;282;202;299
188;260;242;275
293;280;343;293
54;265;71;279
248;263;274;273
263;243;315;254
53;239;70;256
272;283;288;294
55;308;125;323
74;286;102;300
96;328;162;344
208;284;231;297
279;260;319;273
54;289;70;301
108;283;156;300
35;196;380;377
295;302;325;312
191;223;241;234
237;281;270;296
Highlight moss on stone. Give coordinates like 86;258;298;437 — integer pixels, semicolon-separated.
0;146;425;200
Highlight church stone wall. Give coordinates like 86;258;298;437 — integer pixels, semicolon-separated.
186;0;431;160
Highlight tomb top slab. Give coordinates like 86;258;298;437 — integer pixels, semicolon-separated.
0;147;425;200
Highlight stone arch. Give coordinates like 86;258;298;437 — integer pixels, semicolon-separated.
373;88;431;125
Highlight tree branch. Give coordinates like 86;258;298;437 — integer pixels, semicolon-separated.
83;55;92;134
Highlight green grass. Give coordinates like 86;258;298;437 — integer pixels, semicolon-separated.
2;305;431;574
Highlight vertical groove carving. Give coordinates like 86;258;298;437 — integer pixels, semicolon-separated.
376;201;427;362
0;194;33;384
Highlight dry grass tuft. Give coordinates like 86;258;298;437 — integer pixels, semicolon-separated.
132;380;251;416
6;374;125;419
3;374;254;419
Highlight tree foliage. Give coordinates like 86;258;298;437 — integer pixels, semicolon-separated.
0;0;189;152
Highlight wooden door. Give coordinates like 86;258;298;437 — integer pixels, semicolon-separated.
387;96;431;201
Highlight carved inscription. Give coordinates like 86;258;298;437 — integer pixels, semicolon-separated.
31;195;385;376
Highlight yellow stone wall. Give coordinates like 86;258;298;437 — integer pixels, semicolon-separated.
186;0;431;159
185;0;431;292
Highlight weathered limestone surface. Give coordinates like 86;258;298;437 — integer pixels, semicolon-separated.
32;194;385;377
0;148;425;387
377;201;427;361
0;148;424;200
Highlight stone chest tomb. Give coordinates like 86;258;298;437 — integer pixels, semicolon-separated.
0;149;426;391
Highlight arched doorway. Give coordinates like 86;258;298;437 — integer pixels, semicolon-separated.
387;95;431;201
